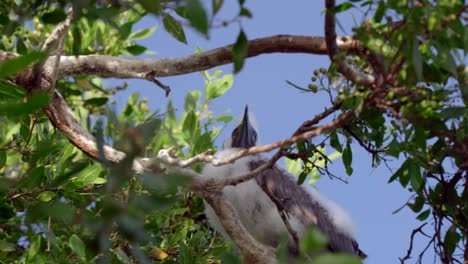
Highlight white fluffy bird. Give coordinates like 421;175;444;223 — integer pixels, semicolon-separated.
203;106;366;258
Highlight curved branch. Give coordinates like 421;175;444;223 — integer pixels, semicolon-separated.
55;35;360;79
324;0;375;87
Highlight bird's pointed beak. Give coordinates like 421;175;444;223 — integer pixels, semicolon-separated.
231;106;257;148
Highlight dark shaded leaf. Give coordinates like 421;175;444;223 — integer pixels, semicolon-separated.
374;1;385;22
138;0;161;14
342;142;353;175
125;44;147;55
186;0;209;36
162;13;187;44
239;7;252;18
416;209;430;221
232;30;248;73
84;97;109;107
41;9;67;24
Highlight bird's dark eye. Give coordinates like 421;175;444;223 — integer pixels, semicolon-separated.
232;129;239;138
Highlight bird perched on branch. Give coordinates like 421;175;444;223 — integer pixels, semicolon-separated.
203;106;366;259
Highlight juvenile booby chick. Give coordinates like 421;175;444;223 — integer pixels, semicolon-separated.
203;106;366;257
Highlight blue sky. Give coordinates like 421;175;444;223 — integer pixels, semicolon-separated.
107;1;433;263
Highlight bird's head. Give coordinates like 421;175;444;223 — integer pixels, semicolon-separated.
229;106;258;149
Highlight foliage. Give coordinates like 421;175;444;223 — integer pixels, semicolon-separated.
0;0;466;263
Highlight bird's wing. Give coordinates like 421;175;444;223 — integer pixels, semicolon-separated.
249;158;365;257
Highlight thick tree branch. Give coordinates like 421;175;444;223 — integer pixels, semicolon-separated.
33;8;73;92
56;35;360;80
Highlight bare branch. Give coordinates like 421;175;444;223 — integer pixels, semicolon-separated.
203;191;276;263
324;0;375;87
33;8;73;91
54;35;360;79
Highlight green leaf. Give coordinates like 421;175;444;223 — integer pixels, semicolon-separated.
0;82;26;99
233;30;248;73
72;164;103;188
184;90;200;111
41;9;67;24
19;166;46;188
206;74;234;101
297;170;308;185
313;253;361;264
186;0;209;36
69;234;86;259
37;191;57;202
444;226;460;255
409;161;424;192
215;115;233;123
129;27;156;40
239;7;252;18
0;240;15;252
84;97;108;107
212;0;223;15
28;235;42;259
416;209;430;221
330;131;342;152
0;201;15;224
386;138;400;158
138;0;161;14
0;51;45;78
125;44;147;55
342;142;353;175
0;152;7;169
299;227;329;252
331;2;355;14
162;13;187;44
374;1;385;22
182;110;200;143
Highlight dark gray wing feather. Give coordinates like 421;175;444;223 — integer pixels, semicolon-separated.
249;157;366;257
